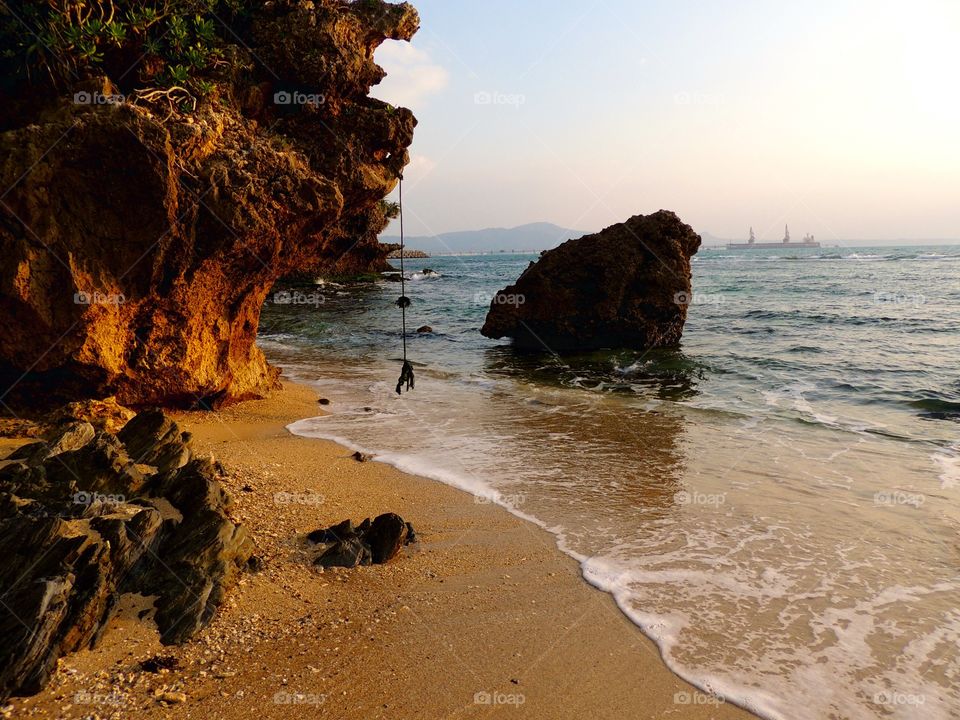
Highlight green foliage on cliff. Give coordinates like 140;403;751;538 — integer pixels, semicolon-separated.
381;200;401;221
0;0;249;94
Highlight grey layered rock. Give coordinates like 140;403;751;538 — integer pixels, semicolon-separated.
0;411;252;700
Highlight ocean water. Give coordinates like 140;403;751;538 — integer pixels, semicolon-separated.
260;245;960;719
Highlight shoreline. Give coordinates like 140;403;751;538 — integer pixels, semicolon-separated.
9;380;755;719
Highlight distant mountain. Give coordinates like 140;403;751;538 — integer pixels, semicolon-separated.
698;230;729;247
380;222;590;254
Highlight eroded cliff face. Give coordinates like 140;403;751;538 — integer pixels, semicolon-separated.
0;0;417;409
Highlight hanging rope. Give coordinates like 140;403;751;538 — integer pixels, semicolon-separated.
395;174;415;394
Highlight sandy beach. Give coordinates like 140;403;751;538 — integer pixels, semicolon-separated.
6;381;754;719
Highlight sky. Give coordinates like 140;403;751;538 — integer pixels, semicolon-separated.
371;0;960;243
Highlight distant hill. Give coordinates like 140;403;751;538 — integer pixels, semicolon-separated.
380;222;590;255
698;230;729;247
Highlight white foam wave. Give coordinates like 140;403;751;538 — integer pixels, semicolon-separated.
285;418;551;533
932;446;960;490
409;270;441;281
284;379;958;720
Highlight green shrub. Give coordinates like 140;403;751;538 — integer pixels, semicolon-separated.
0;0;250;95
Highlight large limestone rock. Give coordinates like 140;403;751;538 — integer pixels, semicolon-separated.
0;411;253;700
0;1;419;409
481;211;701;351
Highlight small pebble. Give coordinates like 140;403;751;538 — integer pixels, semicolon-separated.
157;691;187;704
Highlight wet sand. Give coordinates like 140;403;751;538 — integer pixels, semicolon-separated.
8;381;755;719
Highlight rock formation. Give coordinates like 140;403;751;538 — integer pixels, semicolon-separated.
480;211;702;351
385;248;431;259
0;0;419;409
0;411;253;700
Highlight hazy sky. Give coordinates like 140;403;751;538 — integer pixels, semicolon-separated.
371;0;960;242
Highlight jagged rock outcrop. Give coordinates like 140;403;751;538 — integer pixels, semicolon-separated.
481;211;701;351
0;0;418;409
283;200;400;281
0;411;253;700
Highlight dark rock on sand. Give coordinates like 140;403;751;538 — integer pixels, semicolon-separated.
138;655;180;674
365;513;407;564
45;397;136;435
309;514;414;568
352;451;372;463
480;211;701;351
0;411;252;700
308;519;356;544
314;537;373;569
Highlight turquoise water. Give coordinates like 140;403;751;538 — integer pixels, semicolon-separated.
262;245;960;719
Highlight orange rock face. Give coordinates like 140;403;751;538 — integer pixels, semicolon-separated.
0;1;418;409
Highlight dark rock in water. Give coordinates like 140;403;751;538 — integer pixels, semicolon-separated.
314;537;373;568
480;211;701;351
318;398;331;406
416;326;433;334
365;513;407;564
0;411;252;700
352;451;372;463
